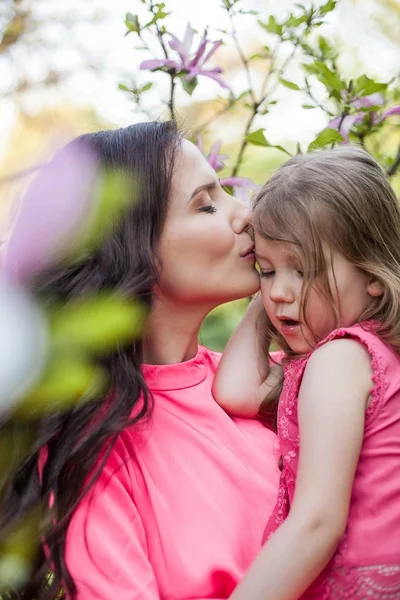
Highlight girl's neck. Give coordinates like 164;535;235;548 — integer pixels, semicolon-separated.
142;296;210;365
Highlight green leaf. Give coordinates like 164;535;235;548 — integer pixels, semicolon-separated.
279;77;301;90
50;294;147;354
286;13;308;27
307;128;344;151
246;129;269;146
246;129;292;156
140;82;153;92
302;104;316;109
353;74;388;98
14;357;109;418
318;35;336;58
145;6;170;28
303;60;344;97
118;83;131;92
182;77;198;95
258;16;283;36
125;12;140;33
318;0;336;16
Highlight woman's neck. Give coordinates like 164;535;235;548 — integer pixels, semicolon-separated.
142;297;210;365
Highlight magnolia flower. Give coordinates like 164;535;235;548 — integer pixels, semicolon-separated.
0;141;98;415
219;176;257;206
3;142;98;283
140;24;230;90
0;276;48;415
196;137;256;206
328;93;400;143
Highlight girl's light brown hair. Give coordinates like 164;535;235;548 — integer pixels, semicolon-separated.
253;146;400;427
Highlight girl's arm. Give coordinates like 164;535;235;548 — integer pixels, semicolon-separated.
229;338;373;600
213;294;281;417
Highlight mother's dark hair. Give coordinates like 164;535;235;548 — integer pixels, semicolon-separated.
0;121;182;599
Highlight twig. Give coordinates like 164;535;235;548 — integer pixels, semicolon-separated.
387;144;400;177
169;75;176;120
227;8;257;106
193;98;235;135
231;106;259;177
230;31;306;177
304;78;335;116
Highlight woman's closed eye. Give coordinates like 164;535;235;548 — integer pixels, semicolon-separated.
197;204;217;214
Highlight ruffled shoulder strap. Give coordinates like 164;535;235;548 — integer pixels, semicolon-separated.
315;322;389;423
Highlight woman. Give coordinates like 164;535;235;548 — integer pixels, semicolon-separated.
4;121;280;599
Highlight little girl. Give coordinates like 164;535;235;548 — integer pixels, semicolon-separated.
214;146;400;599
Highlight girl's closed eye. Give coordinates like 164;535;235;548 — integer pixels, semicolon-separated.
259;269;275;278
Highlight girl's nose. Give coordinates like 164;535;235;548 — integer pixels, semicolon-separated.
269;277;295;304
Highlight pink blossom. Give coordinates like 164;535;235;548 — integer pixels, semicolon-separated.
3;142;99;283
140;24;230;90
220;176;257;206
328;93;400;142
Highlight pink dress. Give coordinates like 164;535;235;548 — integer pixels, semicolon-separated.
65;345;280;599
264;323;400;598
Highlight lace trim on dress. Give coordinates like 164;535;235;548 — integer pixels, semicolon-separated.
301;563;400;599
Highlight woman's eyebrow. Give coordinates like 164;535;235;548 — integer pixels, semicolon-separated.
188;181;218;203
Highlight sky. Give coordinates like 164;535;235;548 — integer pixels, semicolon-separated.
0;0;399;159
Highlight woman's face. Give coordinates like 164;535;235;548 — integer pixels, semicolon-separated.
156;140;259;307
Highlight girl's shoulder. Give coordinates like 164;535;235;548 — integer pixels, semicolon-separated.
305;321;400;422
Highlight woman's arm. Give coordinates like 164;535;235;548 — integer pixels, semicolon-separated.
65;439;160;600
213;294;281;417
229;338;373;600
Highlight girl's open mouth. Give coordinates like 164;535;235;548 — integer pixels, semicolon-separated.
279;318;300;334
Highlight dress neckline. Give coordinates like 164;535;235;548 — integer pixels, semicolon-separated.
141;345;208;391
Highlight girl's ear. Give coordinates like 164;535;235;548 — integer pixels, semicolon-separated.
367;278;384;297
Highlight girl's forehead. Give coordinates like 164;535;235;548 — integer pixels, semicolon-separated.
254;236;300;261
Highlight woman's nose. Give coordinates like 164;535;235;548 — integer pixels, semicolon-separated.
231;203;252;234
268;277;295;304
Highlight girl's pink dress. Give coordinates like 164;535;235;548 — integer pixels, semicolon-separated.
65;345;280;599
263;323;400;598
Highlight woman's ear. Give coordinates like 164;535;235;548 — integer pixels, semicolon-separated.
367;278;384;297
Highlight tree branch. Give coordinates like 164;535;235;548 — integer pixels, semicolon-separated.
227;8;257;106
387;144;400;177
193;97;235;135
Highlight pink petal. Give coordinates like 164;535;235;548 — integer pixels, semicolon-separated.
220;177;256;206
188;36;208;69
353;93;384;110
182;23;194;58
207;140;223;171
379;105;400;121
3;142;99;282
169;24;194;68
327;114;361;143
201;40;223;67
220;176;255;188
140;58;178;71
187;68;230;90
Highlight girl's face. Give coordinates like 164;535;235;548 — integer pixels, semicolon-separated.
255;234;379;354
155;140;259;307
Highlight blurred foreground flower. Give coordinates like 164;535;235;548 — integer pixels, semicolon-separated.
0;140;146;419
140;24;230;91
327;93;400;143
197;137;256;205
0;277;48;415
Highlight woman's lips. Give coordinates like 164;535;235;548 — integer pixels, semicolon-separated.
240;245;255;260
